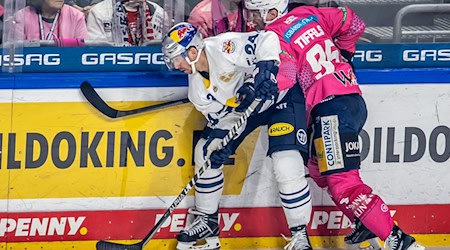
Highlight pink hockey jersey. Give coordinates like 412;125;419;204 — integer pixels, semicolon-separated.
265;6;365;121
12;5;87;41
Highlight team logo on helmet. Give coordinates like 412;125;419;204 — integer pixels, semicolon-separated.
169;23;196;47
222;40;235;54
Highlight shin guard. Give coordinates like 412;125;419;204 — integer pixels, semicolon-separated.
272;150;312;228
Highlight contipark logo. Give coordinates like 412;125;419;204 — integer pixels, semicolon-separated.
268;123;294;136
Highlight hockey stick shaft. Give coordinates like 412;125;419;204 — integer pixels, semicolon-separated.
140;98;261;246
80;81;190;118
96;99;261;250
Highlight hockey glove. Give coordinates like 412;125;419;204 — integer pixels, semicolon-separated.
341;50;355;71
235;82;256;113
254;60;279;101
203;128;234;169
209;143;233;169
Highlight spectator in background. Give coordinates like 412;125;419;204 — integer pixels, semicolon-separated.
188;0;253;38
87;0;164;46
0;2;4;44
66;0;103;18
12;0;87;42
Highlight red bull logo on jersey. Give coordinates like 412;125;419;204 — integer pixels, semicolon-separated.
222;40;236;54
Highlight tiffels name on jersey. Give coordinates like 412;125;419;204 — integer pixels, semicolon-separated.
283;15;319;42
0;216;85;237
294;25;325;49
81;53;165;65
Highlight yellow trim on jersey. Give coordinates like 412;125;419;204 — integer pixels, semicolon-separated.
225;97;239;107
202;76;211;89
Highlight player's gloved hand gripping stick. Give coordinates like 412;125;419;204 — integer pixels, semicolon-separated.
96;98;262;250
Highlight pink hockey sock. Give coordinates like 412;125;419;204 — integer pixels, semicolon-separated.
358;196;394;240
327;170;394;240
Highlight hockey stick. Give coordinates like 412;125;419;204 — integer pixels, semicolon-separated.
96;99;261;250
80;81;190;118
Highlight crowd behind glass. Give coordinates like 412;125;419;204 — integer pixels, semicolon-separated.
0;0;448;46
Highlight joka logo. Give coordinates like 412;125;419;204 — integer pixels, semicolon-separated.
268;123;294;136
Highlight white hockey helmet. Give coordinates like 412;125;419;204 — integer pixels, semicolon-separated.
245;0;289;24
161;22;205;73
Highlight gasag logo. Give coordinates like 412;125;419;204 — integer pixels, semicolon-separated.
403;49;450;62
81;53;164;65
0;54;61;66
353;50;382;62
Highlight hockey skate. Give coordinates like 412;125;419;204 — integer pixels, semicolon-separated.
176;208;221;250
345;218;381;250
282;225;313;250
384;225;425;250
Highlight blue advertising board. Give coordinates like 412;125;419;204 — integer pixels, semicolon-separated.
0;43;449;74
0;43;448;90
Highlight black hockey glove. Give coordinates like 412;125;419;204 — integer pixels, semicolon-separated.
203;129;234;169
235;82;257;113
254;60;279;101
341;49;355;71
209;143;233;169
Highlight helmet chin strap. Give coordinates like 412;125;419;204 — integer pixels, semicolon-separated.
185;48;203;74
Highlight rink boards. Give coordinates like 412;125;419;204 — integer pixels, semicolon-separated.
0;68;449;249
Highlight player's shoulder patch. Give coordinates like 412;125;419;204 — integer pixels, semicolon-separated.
222;40;236;54
283;14;318;42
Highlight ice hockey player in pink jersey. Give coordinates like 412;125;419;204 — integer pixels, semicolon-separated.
244;1;426;250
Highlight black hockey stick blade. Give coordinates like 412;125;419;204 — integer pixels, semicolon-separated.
80;81;190;118
96;240;143;250
80;81;118;118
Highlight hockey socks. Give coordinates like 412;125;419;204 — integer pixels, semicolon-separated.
327;170;394;241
